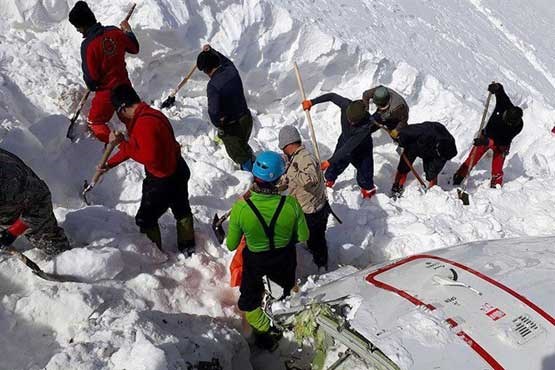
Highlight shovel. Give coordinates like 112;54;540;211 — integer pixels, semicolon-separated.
66;90;91;142
212;210;231;244
160;64;197;109
82;141;117;205
457;90;494;205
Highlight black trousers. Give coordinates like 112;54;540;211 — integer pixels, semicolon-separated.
238;245;296;312
135;157;192;229
305;204;331;268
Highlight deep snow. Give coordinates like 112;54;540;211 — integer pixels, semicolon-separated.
0;0;554;369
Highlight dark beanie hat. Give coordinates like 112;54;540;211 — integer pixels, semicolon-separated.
437;139;457;160
69;1;97;28
111;85;141;110
346;100;367;124
197;51;221;73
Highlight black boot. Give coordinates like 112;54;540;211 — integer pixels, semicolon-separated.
253;326;283;352
176;216;195;256
452;173;465;186
390;184;404;199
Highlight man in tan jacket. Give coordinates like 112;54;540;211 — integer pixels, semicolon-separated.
278;125;330;270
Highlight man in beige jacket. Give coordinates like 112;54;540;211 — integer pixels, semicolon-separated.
278;125;330;270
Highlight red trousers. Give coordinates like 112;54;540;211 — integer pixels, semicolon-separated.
87;90;115;143
457;140;508;186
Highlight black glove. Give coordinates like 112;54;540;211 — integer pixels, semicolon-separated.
473;135;489;146
488;83;502;93
0;230;16;249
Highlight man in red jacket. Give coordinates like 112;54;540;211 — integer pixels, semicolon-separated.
69;1;139;143
99;85;195;255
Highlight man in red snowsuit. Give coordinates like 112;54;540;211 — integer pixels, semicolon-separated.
99;85;195;255
453;82;523;187
69;1;139;143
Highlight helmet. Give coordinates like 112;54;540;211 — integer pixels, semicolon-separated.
346;100;367;124
373;86;391;108
252;151;286;182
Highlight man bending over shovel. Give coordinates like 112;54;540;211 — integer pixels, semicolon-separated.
97;85;195;255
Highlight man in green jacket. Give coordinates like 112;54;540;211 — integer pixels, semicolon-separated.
227;151;309;351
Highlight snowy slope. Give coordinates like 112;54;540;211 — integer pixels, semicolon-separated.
0;0;555;369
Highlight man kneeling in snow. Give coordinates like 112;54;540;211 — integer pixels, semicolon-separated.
226;151;309;351
0;148;70;256
99;85;195;255
390;122;458;197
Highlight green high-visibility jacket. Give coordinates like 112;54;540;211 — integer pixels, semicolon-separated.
226;192;309;253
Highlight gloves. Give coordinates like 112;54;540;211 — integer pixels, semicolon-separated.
372;113;384;123
320;160;330;171
488;83;502;93
389;129;400;140
0;230;16;249
473;135;489;146
302;100;313;111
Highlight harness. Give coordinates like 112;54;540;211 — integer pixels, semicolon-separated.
244;196;287;250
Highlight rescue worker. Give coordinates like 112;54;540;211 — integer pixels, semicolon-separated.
226;151;309;351
390;121;457;197
453;82;523;187
0;148;70;256
99;85;195;255
197;44;255;170
278;125;330;270
302;94;377;199
69;1;139;143
362;85;409;132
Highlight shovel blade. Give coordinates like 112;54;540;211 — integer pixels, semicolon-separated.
160;96;176;109
212;213;226;244
457;188;470;206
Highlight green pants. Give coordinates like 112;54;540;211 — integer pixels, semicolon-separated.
218;113;254;166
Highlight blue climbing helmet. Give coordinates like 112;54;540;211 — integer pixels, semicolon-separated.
252;151;286;183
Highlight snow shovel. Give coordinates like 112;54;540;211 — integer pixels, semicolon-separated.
375;122;428;191
82;141;117;205
212;209;231;244
66;90;91;142
457;90;494;205
3;246;81;283
160;64;197;109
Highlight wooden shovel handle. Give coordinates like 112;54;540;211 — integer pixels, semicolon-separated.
123;3;137;22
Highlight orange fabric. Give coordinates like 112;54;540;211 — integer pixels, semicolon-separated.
230;237;246;287
320;160;330;171
302;100;312;111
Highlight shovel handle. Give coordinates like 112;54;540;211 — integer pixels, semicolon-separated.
90;141;117;186
171;64;198;98
69;90;91;124
123;3;137;22
293;62;322;163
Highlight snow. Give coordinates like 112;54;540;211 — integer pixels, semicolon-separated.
1;0;555;369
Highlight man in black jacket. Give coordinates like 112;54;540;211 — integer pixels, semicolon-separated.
453;82;523;187
390;122;457;197
302;94;377;199
197;44;255;171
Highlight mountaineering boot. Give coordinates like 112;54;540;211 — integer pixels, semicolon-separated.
253;326;283;352
141;225;162;250
361;186;376;199
177;215;195;256
390;183;404;199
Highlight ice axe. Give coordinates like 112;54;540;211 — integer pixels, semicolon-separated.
457;90;494;205
66;90;91;142
81;141;117;205
160;64;197;109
